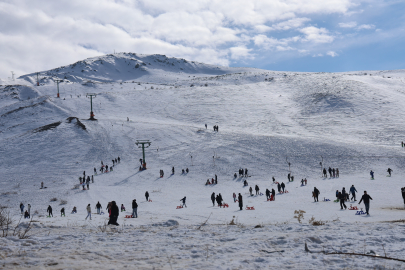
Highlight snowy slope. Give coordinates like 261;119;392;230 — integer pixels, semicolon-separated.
1;55;405;269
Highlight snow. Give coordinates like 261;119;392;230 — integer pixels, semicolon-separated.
1;53;405;269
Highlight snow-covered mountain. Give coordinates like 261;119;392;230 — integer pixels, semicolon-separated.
2;54;405;269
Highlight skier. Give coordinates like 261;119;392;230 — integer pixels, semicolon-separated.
60;207;65;217
180;196;187;208
19;203;24;214
238;193;243;210
323;168;327;178
47;205;53;217
121;204;126;212
108;201;119;225
96;201;102;214
358;191;373;215
172;167;175;174
233;192;237;202
277;182;281;193
265;189;270;200
313;187;320;202
145;191;149;201
211;192;216;206
249;186;253;196
85;204;91;220
280;182;285;193
255;185;260;195
387;168;393;176
271;189;276;201
132;199;138;218
350;185;357;201
370;170;374;179
338;192;347;210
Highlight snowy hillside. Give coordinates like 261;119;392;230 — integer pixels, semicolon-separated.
1;55;405;269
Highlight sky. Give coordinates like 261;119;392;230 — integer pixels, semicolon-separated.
0;0;404;79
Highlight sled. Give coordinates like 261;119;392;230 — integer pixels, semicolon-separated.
274;182;279;184
148;199;152;202
349;205;358;210
370;177;374;180
267;197;274;201
284;190;289;193
323;199;330;202
279;191;284;194
333;199;339;202
222;203;229;208
259;192;264;196
46;216;52;218
386;175;391;177
176;205;183;209
246;206;255;210
355;210;366;215
235;199;238;202
125;215;133;218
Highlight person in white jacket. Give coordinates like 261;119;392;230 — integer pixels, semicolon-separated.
85;204;91;220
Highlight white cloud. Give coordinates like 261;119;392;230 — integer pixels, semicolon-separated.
229;46;253;60
269;18;311;31
339;21;357;28
357;24;375;30
300;26;334;43
327;51;338;57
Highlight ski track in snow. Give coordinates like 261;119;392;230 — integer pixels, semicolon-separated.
1;54;405;269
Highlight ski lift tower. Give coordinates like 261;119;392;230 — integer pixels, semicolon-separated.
135;140;151;170
11;71;15;81
55;79;62;98
86;93;97;120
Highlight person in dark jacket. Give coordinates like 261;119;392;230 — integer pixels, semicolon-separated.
350;185;357;201
328;167;332;177
96;201;102;214
244;168;248;177
211;192;215;206
249;186;253;196
402;187;405;206
271;189;276;201
238;193;243;210
280;182;285;193
216;195;223;207
313;187;320;202
265;189;270;200
180;196;187;207
358;191;373;215
131;199;138;218
387;168;393;176
277;182;281;193
47;205;53;217
342;187;347;200
255;185;260;195
339;192;347;209
323;168;327;178
145;191;149;201
108;201;120;225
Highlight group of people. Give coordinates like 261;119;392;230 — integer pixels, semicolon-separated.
211;192;223;207
20;203;31;219
237;168;248;177
287;173;294;182
323;167;339;178
213;125;219;132
205;174;218;185
98;157;120;174
79;171;94;190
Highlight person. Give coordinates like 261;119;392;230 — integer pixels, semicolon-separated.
255;185;260;195
108;201;119;225
313;187;320;202
82;181;86;190
132;199;138;218
301;179;304;186
106;165;109;172
245;168;248;177
94;167;97;175
328;167;332;178
216;195;222;207
205;179;210;185
234;173;237;178
401;187;405;207
96;201;102;214
359;191;373;215
20;203;24;214
205;123;207;129
244;179;248;186
91;175;94;183
291;176;294;182
85;204;91;220
180;196;187;207
186;168;189;173
271;189;276;201
211;192;216;206
387;168;393;176
277;182;281;193
350;185;357;201
323;168;327;178
342;187;347;200
71;206;77;214
86;177;90;190
145;191;149;201
118;156;120;163
287;173;291;182
233;192;237;202
402;141;404;147
172;167;175;174
24;210;30;219
336;168;339;178
370;170;374;179
60;207;65;217
182;169;185;174
249;186;253;196
272;176;275;183
265;189;270;200
112;159;115;166
238;193;243;210
332;168;336;178
27;204;31;216
47;205;53;217
280;182;285;193
339;192;347;210
121;204;126;212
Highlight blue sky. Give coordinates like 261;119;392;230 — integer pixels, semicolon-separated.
0;0;404;78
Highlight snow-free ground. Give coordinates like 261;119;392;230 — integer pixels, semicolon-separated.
1;53;405;269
